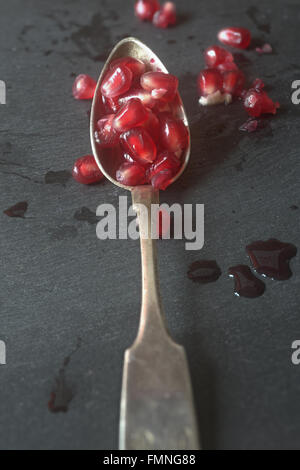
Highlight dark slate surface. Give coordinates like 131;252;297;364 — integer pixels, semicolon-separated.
0;0;299;450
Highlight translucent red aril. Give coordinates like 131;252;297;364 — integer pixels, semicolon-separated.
72;74;97;100
102;94;120;113
204;45;234;68
116;161;147;186
198;69;223;96
218;27;251;49
217;61;239;73
153;2;177;29
252;78;265;91
113;98;148;132
141;72;178;102
151;169;173;190
222;70;245;97
149;151;181;179
159;114;188;155
95;114;119;148
135;0;160;21
142;109;160;141
101;65;133;98
243;89;280;117
118;86;156;109
72;155;104;185
121;127;157;164
110;57;146;77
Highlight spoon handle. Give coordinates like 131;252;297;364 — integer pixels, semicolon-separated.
119;186;200;450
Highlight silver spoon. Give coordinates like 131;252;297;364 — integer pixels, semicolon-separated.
90;37;200;450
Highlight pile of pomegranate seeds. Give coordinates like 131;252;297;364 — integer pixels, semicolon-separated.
135;0;177;29
198;28;280;129
94;57;187;189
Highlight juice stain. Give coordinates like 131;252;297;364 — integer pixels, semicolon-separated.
228;265;265;298
4;201;28;218
187;260;221;284
246;238;297;280
48;337;81;413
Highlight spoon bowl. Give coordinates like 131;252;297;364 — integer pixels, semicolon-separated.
90;36;190;190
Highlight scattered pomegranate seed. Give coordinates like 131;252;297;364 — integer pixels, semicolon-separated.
198;69;223;96
199;91;227;106
141;71;178;102
121;127;157;164
72;74;97;100
149;150;181;179
118;86;156;109
159;114;189;155
135;0;160;21
222;70;245;97
252;78;265;91
151;169;173;190
218;27;251;49
101;65;133;98
256;43;272;54
153;2;177;28
204;45;234;68
243;88;280;117
113;98;148;132
239;118;259;133
110;57;146;77
72;155;104;185
116;161;147;186
95;115;119;148
217;61;239;73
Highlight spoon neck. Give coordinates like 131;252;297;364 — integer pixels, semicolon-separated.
131;186;168;341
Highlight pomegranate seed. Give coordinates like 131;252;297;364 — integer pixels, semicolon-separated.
72;155;103;185
198;69;223;96
217;61;239;73
159;114;188;155
204;45;234;68
149;151;181;179
218;27;251;49
95;114;119;148
102;94;120;113
113;98;148;132
151;88;168;100
252;78;265;91
116;161;147;186
222;70;245;97
72;74;96;100
141;72;178;102
142;109;160;141
153;2;177;29
256;43;273;54
118;86;156;109
243;89;280;117
151;169;173;190
239;118;259;133
101;65;133;98
199;91;227;106
135;0;160;21
110;57;146;77
121;127;157;164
